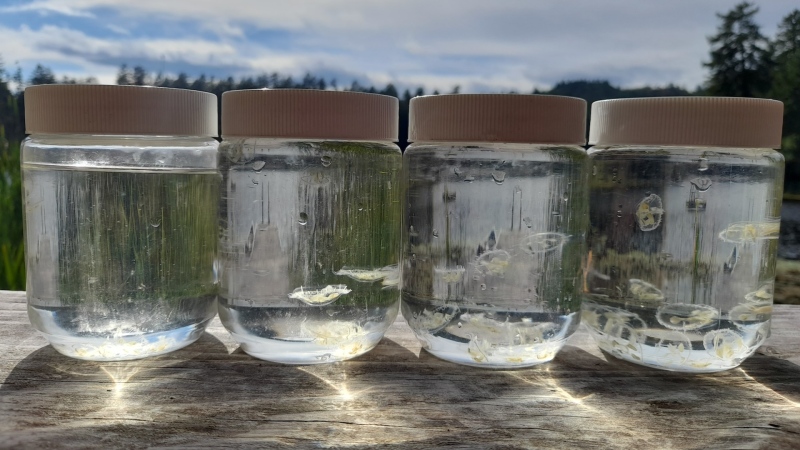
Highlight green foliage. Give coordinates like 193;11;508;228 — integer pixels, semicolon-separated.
771;10;800;192
704;2;773;97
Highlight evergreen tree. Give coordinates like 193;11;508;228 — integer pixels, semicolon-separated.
29;64;56;85
770;10;800;190
704;2;772;97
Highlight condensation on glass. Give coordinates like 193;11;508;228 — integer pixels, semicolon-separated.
22;85;220;361
218;89;401;364
402;94;589;368
585;97;785;372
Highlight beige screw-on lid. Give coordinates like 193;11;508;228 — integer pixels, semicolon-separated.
589;97;784;148
25;85;218;136
222;89;398;141
408;94;587;144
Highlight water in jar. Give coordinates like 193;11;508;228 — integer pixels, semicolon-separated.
24;168;219;361
218;140;401;364
584;147;783;372
402;144;588;368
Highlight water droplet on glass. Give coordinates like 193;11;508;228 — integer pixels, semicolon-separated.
321;155;332;167
592;165;597;176
491;170;506;184
298;212;308;225
252;160;266;172
698;158;709;171
617;210;622;218
562;194;569;202
432;229;439;238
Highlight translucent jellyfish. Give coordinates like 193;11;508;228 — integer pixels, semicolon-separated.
289;284;351;306
467;336;493;363
745;283;774;303
636;194;664;231
301;320;362;346
521;232;568;255
690;177;713;192
475;250;511;276
434;266;466;283
628;279;664;302
729;302;772;326
718;221;780;244
409;306;457;333
335;265;397;283
656;303;719;331
703;329;747;361
454;313;560;347
638;328;694;365
380;267;401;288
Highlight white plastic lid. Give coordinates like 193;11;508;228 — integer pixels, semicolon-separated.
408;94;587;145
589;97;784;148
222;89;398;141
25;85;218;136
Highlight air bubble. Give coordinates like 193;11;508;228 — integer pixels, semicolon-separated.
298;212;308;225
252;160;266;172
432;229;439;238
480;283;487;291
321;155;332;167
698;158;709;171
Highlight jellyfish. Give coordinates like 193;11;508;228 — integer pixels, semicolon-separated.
628;279;665;302
335;265;398;283
744;283;774;303
636;194;664;231
521;232;568;255
637;328;694;365
656;303;719;331
703;329;747;361
718;221;780;244
434;266;466;283
289;284;351;306
475;250;511;276
729;302;772;326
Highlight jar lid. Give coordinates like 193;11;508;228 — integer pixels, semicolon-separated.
222;89;398;141
589;97;784;148
408;94;586;144
25;85;218;136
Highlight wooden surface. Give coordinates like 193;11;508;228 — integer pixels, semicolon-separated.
1;291;800;449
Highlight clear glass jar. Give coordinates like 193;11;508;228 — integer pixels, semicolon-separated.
218;90;401;364
402;94;588;368
22;85;220;361
584;97;785;372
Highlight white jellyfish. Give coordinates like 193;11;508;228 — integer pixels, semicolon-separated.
289;284;351;306
628;279;665;302
434;266;466;283
718;221;780;244
729;302;772;326
636;194;664;231
521;232;568;255
656;303;719;331
475;250;511;276
744;283;774;303
703;329;748;361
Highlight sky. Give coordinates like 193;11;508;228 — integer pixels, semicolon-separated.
0;0;798;93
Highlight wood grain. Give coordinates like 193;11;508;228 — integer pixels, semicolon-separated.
1;290;799;449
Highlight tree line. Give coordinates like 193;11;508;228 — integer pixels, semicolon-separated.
0;2;799;289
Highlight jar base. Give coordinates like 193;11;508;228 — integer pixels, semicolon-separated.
230;331;384;364
416;333;568;369
39;320;212;361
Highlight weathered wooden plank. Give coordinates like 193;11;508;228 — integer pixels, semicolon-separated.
1;290;799;449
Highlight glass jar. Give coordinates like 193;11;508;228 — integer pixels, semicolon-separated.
584;97;785;372
22;85;220;361
218;89;401;364
402;94;588;368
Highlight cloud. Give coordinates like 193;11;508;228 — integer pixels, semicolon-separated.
1;0;798;92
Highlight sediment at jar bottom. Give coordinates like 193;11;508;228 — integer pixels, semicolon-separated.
28;295;217;361
218;297;400;364
581;297;769;373
402;294;580;368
